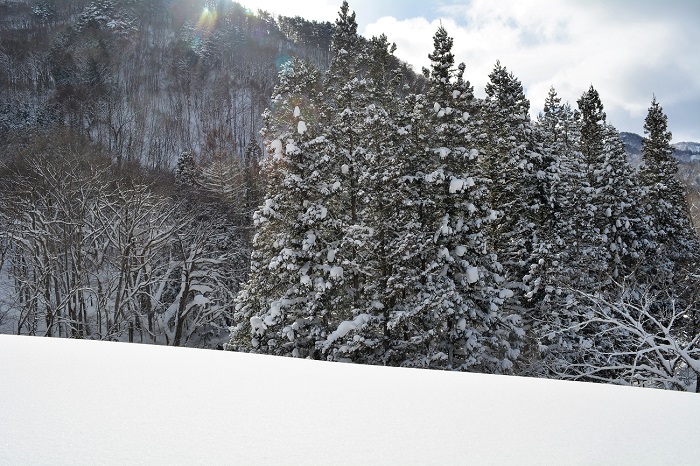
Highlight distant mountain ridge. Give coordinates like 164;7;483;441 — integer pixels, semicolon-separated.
620;131;700;164
674;141;700;161
619;132;699;193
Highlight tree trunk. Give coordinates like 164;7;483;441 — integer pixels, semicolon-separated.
173;280;191;347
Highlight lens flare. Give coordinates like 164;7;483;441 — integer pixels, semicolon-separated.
194;6;218;40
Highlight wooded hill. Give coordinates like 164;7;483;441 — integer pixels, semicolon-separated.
1;0;699;391
0;0;418;347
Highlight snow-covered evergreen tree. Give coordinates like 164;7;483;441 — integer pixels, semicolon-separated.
527;88;575;295
638;97;698;279
424;34;523;372
481;61;541;293
319;34;402;364
314;1;378;358
366;89;436;366
229;58;339;358
525;88;585;370
598;124;645;279
175;151;198;188
571;86;613;285
324;0;363;297
373;30;521;372
576;86;644;283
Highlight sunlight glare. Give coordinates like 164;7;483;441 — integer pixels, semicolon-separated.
231;0;339;23
196;6;218;36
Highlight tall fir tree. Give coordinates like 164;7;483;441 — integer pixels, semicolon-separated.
375;90;436;366
572;86;612;285
229;58;339;358
576;86;644;284
388;30;522;372
479;62;542;373
319;1;369;324
598;124;645;279
320;35;418;364
526;88;584;371
481;61;541;292
639;97;698;280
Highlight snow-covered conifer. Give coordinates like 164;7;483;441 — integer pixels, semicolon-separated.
175;151;198;188
320;34;401;363
576;86;644;283
639;97;698;279
382;30;522;372
317;1;374;349
571;86;613;282
598;124;645;279
229;58;337;358
525;88;585;371
481;61;541;292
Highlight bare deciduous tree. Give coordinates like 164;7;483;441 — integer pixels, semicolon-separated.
549;284;700;392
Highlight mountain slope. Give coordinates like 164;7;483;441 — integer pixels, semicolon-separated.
0;0;333;167
673;141;700;163
620;131;700;164
1;335;699;465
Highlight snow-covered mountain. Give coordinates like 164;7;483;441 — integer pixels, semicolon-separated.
1;335;699;465
619;131;644;155
619;131;645;169
674;141;700;153
620;131;700;164
619;132;700;194
673;141;700;163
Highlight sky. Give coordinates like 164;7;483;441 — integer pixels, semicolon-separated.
239;0;700;143
2;334;700;464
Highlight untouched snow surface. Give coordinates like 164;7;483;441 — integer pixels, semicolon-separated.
1;335;699;465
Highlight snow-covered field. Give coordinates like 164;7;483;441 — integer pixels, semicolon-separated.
1;335;698;465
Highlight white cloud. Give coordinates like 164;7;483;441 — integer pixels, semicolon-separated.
242;0;339;23
363;0;700;140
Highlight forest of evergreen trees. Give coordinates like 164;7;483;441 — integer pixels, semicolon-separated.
226;3;700;391
0;0;699;391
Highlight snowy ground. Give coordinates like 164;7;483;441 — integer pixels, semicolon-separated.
1;335;699;465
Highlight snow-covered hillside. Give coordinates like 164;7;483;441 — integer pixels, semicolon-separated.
618;131;644;169
674;141;700;163
674;141;700;154
1;336;698;465
619;131;700;165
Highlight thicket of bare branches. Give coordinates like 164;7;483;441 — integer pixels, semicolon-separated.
0;130;254;347
546;282;700;392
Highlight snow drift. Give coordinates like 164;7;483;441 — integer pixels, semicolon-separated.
0;335;698;465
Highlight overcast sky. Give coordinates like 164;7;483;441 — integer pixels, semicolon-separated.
245;0;700;142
